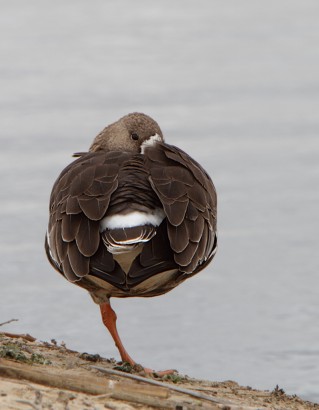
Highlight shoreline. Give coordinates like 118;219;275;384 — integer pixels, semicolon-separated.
0;331;318;410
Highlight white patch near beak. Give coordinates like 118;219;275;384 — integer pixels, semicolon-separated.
140;133;162;154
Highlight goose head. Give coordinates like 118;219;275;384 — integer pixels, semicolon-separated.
90;112;164;153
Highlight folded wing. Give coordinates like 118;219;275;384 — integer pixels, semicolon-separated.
144;143;217;274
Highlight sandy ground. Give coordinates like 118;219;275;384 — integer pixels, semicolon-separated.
0;332;318;410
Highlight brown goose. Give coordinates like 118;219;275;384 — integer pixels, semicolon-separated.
45;112;217;373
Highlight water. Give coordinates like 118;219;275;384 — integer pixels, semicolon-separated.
1;0;319;402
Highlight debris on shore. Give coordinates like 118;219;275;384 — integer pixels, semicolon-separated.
0;331;318;410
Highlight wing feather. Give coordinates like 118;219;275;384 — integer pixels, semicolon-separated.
78;196;112;220
66;196;82;214
167;223;189;253
146;143;217;274
61;213;82;242
174;241;199;267
55;221;67;262
68;241;90;277
47;151;126;284
186;215;204;243
161;199;189;226
62;252;79;282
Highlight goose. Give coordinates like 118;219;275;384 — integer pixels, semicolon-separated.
45;112;217;374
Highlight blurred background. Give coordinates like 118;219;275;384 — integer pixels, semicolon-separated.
1;0;319;402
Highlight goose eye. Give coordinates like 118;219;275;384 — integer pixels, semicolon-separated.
131;133;139;141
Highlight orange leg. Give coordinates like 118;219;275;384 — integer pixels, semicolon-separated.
99;302;175;376
100;302;135;365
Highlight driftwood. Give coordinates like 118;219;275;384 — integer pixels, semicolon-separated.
0;360;218;409
0;332;36;342
92;366;235;408
0;359;107;395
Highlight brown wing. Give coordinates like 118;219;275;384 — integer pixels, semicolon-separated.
46;151;129;286
144;143;217;274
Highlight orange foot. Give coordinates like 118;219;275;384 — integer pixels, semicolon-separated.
139;366;177;377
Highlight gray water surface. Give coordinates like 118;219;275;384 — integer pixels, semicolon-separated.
1;0;319;402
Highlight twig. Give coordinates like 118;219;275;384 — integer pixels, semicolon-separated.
15;400;41;410
91;366;234;407
0;318;18;327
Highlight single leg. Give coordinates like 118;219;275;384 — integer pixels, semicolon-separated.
99;301;175;376
100;302;135;365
